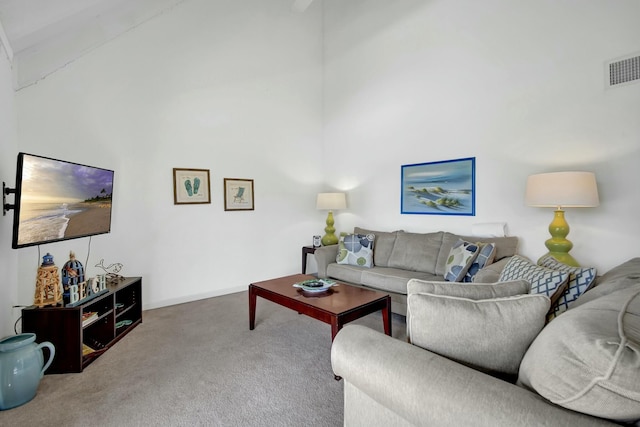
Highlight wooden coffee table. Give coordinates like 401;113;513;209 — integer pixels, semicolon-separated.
249;274;391;341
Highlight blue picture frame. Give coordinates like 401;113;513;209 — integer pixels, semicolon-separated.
401;157;476;216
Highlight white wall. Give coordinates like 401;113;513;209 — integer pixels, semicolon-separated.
323;0;640;273
6;0;640;324
12;0;325;312
0;41;18;336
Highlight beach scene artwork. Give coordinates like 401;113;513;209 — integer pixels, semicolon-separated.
401;157;475;216
16;154;113;246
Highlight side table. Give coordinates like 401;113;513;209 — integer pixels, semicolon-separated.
302;246;319;274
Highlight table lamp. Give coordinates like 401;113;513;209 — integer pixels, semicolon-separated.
316;192;347;246
525;171;599;267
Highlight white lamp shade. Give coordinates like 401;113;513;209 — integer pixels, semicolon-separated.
316;192;347;210
525;172;599;208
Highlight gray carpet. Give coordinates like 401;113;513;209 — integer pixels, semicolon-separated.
1;291;406;426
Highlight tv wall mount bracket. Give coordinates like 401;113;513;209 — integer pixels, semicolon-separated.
3;182;15;216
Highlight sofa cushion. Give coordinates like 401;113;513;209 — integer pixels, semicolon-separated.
388;231;443;274
407;278;530;300
354;227;398;267
361;268;441;294
472;257;511;283
572;257;640;309
537;255;597;320
462;242;497;283
327;263;365;284
407;293;549;375
337;233;375;268
518;283;640;421
499;255;570;305
444;239;480;282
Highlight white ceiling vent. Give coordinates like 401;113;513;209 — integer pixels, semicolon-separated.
606;53;640;88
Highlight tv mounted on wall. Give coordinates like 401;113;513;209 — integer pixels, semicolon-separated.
11;153;114;249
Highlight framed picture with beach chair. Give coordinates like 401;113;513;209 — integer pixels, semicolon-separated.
173;168;211;205
224;178;254;211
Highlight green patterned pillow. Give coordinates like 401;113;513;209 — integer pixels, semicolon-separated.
336;233;375;268
444;239;480;282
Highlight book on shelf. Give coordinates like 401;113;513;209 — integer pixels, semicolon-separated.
81;311;99;327
82;343;96;356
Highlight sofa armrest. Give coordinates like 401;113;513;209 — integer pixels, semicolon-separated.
473;256;511;283
314;245;338;278
331;325;615;427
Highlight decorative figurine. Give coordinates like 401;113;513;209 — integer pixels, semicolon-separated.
33;253;63;307
95;259;124;283
62;251;84;305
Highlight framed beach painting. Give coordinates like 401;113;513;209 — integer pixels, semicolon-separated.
173;168;211;205
224;178;254;211
401;157;475;216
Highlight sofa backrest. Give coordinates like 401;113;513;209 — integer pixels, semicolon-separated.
354;227;399;268
387;231;444;274
353;227;519;277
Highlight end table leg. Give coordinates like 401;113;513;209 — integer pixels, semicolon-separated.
382;296;392;337
302;250;307;274
249;285;257;330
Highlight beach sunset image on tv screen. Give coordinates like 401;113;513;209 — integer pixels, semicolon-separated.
13;153;114;248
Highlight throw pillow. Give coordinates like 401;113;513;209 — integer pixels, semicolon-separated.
538;255;597;320
518;284;640;421
407;293;550;375
499;255;570;305
336;233;375;268
462;242;497;283
444;239;480;282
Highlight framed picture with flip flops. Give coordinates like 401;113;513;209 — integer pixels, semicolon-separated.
173;168;211;205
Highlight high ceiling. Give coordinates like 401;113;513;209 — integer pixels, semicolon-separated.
0;0;313;88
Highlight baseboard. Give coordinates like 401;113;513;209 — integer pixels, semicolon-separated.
142;285;247;311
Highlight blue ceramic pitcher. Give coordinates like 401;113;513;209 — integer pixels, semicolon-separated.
0;333;55;410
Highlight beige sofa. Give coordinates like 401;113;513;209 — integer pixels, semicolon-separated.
314;227;518;315
331;258;640;426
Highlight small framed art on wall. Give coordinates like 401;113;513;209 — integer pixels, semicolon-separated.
224;178;254;211
173;168;211;205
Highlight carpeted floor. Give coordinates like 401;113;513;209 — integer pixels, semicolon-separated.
1;290;406;426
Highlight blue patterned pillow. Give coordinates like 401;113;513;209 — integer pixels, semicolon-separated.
336;234;375;268
538;255;597;320
444;239;480;282
499;255;569;305
463;243;497;283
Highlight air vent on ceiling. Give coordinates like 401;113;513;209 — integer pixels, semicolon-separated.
606;53;640;88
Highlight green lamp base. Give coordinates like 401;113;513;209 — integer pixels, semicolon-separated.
539;209;580;267
538;251;580;267
321;210;339;246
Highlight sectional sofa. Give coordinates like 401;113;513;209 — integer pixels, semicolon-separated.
314;226;518;315
331;258;640;426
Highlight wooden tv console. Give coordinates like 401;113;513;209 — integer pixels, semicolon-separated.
22;276;142;374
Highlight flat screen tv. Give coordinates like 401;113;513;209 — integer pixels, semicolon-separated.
11;153;114;249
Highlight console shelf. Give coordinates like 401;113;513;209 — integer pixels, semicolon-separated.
22;276;142;374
